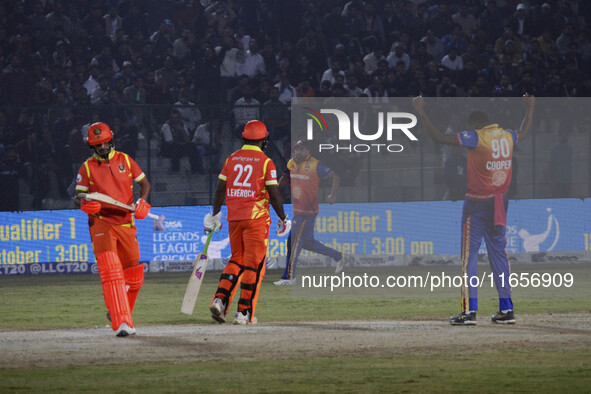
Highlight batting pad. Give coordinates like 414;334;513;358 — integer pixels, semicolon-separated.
97;251;133;330
124;264;144;312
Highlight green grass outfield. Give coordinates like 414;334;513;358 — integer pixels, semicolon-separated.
3;352;590;393
1;265;590;392
1;264;590;329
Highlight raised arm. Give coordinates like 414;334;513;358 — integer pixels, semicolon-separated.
412;96;461;146
515;94;535;142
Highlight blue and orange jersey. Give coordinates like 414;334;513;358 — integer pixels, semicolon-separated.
75;149;146;225
457;124;518;199
286;155;333;216
219;144;278;221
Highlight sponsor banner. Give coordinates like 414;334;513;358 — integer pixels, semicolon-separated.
148;260;195;273
528;251;591;264
1;199;590;275
0;261;97;275
2;251;586;277
347;251;591;267
148;257;281;274
303;199;591;255
0;213;92;265
146;250;591;275
0;261;150;276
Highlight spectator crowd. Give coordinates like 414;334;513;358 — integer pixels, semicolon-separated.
0;0;590;210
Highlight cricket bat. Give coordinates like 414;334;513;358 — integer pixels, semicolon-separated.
79;192;166;231
181;230;214;315
79;192;160;220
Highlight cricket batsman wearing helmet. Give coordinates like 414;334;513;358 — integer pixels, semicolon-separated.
75;122;151;336
206;120;288;324
413;94;535;325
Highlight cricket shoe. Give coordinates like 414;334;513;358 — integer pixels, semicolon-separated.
273;278;295;286
209;298;226;324
335;253;351;274
449;312;477;325
115;322;136;337
234;311;257;325
491;310;516;324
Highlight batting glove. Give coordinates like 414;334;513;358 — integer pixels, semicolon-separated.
80;199;101;215
134;198;151;219
276;215;291;237
204;212;222;233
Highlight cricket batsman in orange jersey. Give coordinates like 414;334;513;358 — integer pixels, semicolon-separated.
75;122;151;337
206;120;289;324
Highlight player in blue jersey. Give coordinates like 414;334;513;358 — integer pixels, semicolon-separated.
413;95;535;325
274;140;349;285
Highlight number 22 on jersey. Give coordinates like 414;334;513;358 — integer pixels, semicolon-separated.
233;164;253;187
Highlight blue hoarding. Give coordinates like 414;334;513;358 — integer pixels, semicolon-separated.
0;199;590;272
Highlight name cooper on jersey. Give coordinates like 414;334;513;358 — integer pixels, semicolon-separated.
486;159;512;171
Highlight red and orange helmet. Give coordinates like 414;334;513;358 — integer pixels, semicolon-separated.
87;122;113;146
242;120;268;140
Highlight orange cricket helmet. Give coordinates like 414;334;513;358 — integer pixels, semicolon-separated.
242;120;268;140
87;122;113;146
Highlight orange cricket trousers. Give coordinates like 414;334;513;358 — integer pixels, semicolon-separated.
214;216;270;318
89;217;140;269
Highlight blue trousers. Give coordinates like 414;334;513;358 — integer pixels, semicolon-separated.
461;197;513;312
281;214;342;280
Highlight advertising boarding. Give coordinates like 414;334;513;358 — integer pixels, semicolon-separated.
0;199;590;275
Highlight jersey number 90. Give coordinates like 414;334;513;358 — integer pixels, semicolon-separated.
491;137;510;159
